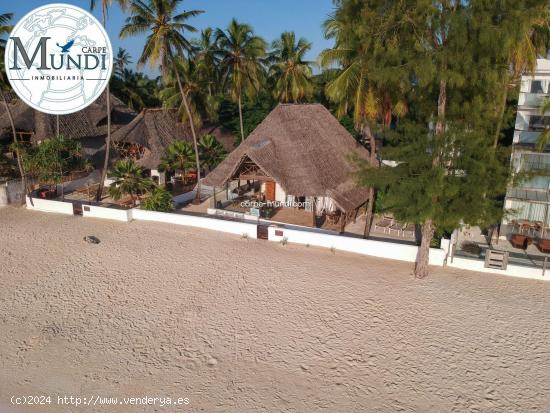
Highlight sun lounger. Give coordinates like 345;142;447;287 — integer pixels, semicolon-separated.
388;222;403;236
374;216;393;233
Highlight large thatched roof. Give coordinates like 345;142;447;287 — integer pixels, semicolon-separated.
0;91;135;142
203;103;373;212
110;108;235;170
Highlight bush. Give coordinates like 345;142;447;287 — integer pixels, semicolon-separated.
461;241;481;256
141;187;174;212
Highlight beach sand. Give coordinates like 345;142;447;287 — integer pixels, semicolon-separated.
0;207;549;412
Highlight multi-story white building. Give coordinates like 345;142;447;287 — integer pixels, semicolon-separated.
503;58;550;235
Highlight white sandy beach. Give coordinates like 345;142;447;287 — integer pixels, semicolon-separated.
0;207;549;412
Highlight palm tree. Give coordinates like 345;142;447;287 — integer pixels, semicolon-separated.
215;19;267;143
108;159;154;206
194;28;221;96
493;10;550;148
268;32;314;103
120;0;204;202
114;47;133;76
158;140;195;181
159;57;218;128
320;16;407;238
0;12;26;198
90;0;129;202
198;134;226;173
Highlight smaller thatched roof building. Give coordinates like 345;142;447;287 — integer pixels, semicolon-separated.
110;108;235;170
0;91;135;142
204;103;373;213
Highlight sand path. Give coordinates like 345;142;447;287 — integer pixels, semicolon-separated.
0;207;549;412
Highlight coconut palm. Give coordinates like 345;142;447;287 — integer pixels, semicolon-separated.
268;31;314;103
493;10;550;148
158;140;195;181
198;134;226;173
108;159;154;206
159;57;218;128
90;0;129;202
193;28;221;96
120;0;204;202
114;47;133;75
0;12;11;50
320;14;407;237
215;19;267;143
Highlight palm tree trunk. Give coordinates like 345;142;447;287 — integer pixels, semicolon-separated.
362;122;377;238
96;12;111;203
1;89;27;201
172;60;202;203
415;78;447;279
238;94;245;143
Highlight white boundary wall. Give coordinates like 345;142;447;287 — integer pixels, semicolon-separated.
26;196;74;215
82;205;132;222
448;256;546;281
22;193;548;281
267;225;447;265
132;209;258;239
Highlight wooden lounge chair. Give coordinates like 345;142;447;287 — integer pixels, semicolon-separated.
388;222;403;236
510;234;532;250
374;216;393;233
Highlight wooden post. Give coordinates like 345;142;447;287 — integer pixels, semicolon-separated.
311;196;317;227
339;211;347;234
213;186;217;208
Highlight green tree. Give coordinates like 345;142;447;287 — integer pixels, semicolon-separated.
112;68;161;111
141;186;174;212
489;3;550;147
90;0;129;202
121;0;205;202
198;134;226;173
158;140;195;180
193;27;221;96
159;57;218;127
268;31;314;103
108;159;154;206
24;136;85;198
348;0;511;278
320;2;407;237
114;47;133;76
215;19;267;143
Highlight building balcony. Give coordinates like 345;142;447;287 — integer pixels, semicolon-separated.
518;92;547;108
514;130;541;145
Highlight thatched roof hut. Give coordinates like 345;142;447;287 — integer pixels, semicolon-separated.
204;103;372;213
110;108;235;170
0;91;135;142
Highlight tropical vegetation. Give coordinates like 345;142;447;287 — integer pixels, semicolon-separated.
108;159;154;206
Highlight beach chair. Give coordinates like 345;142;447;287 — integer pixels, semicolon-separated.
388;221;403;236
374;215;393;233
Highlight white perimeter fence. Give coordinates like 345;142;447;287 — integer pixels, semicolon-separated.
23;194;548;281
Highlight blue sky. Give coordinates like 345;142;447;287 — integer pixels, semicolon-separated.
5;0;336;76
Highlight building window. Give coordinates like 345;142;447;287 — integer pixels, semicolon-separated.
528;115;550;131
530;80;547;94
